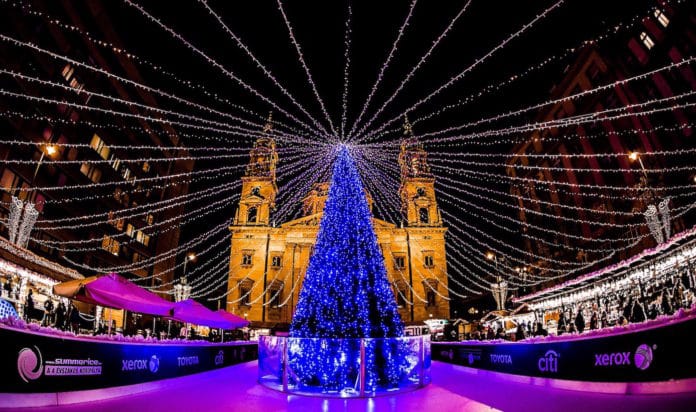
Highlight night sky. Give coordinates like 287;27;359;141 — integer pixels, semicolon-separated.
0;0;671;311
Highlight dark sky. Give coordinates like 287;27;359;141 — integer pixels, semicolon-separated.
1;0;665;310
101;0;655;307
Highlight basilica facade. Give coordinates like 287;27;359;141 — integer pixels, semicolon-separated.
226;119;449;326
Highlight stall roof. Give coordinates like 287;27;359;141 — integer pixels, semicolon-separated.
170;299;246;329
514;227;696;304
215;309;249;329
53;273;174;316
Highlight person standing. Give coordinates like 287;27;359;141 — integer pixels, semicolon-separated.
4;278;12;298
24;290;34;322
557;312;567;335
661;288;674;315
589;311;598;330
42;299;54;327
68;303;80;333
575;309;586;334
54;301;66;330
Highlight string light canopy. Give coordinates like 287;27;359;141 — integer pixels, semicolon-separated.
0;0;693;307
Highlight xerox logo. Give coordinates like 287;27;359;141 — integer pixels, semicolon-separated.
593;344;655;370
149;355;160;373
634;344;654;371
538;350;560;373
594;352;631;367
122;355;159;373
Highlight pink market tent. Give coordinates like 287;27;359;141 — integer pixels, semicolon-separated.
215;309;249;329
171;299;244;329
53;273;174;317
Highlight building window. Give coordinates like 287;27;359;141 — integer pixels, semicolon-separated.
142;162;150;173
80;162;102;183
242;253;253;267
416;187;426;197
271;255;282;268
126;223;135;237
654;9;669;27
424;255;434;268
110;154;121;172
247;207;258;223
239;286;251;306
396;288;407;308
132;252;145;263
61;64;74;81
640;32;655;50
109;215;125;231
393;255;406;270
101;235;120;256
426;290;436;307
135;230;150;246
419;208;429;224
267;281;283;308
122;167;132;181
146;214;154;225
251;186;261;197
89;134;110;160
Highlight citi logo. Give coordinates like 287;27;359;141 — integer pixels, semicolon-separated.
215;350;224;366
538;350;560;373
594;352;630;367
490;354;512;365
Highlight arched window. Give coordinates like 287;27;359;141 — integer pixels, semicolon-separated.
419;207;429;224
416;187;426;197
247;207;258;223
251;186;261;197
426;290;436;307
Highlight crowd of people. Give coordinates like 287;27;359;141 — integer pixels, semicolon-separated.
477;261;696;342
21;290;82;333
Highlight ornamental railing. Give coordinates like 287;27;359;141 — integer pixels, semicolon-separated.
258;335;431;397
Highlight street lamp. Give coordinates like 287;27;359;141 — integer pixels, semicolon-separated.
33;144;58;182
629;151;670;243
486;252;508;311
174;253;196;302
628;151;657;200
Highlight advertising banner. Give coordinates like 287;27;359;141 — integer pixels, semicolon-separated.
1;327;258;393
432;317;696;382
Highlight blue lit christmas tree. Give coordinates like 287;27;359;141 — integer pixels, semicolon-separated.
289;146;405;392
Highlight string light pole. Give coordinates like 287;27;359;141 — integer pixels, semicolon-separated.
629;151;670;243
172;252;195;337
32;143;57;182
487;252;508;311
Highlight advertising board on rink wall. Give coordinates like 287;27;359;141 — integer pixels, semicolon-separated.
1;326;258;393
433;316;696;383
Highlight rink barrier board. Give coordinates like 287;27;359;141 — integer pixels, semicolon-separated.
432;315;696;387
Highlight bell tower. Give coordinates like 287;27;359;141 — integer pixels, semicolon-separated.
398;116;441;227
235;113;278;226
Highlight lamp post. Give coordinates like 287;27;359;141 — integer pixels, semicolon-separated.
32;144;57;183
487;252;508;311
630;151;670;243
628;151;657;202
173;253;195;338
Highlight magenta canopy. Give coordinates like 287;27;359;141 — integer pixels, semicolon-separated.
53;273;174;317
215;309;250;329
171;299;244;329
